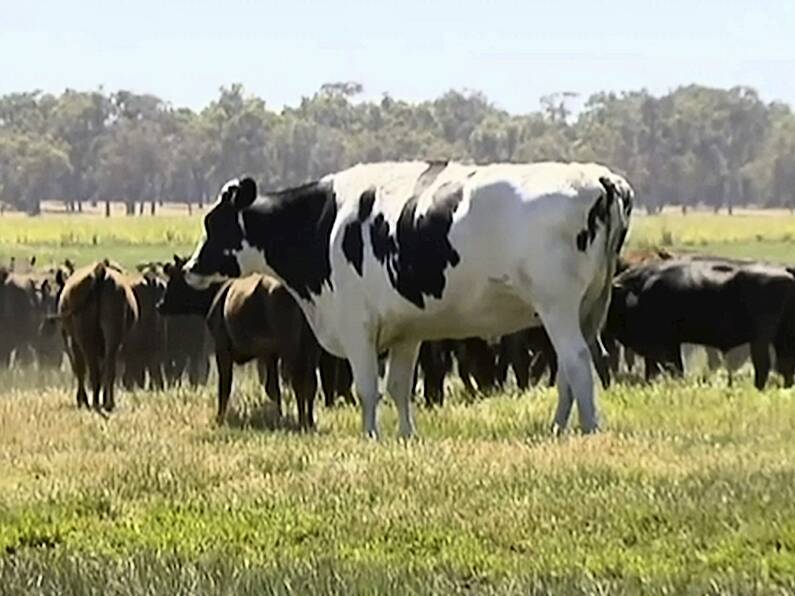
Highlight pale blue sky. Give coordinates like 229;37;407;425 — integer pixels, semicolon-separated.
3;0;794;113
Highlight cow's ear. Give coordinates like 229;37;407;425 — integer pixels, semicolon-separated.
233;177;257;211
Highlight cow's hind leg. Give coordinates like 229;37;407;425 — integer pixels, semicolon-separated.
71;343;89;408
552;369;575;435
262;355;282;416
386;340;421;439
102;349;119;412
535;300;598;434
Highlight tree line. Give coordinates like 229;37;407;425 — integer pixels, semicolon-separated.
1;82;794;215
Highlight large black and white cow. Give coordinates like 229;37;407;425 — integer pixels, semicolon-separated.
183;161;634;437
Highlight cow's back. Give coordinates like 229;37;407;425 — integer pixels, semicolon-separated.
327;161;630;345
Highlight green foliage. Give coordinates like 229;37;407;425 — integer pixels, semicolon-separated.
1;84;795;215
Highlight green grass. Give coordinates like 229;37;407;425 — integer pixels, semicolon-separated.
1;365;794;594
3;208;795;270
0;213;200;270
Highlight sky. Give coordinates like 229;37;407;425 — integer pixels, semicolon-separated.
2;0;794;114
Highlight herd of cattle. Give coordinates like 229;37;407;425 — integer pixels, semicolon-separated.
2;160;795;436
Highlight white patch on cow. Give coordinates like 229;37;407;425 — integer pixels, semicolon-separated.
235;238;271;278
184;270;226;290
221;177;240;195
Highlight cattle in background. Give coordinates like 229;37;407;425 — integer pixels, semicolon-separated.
605;247;676;376
54;261;138;410
121;273;166;390
497;327;558;389
319;350;355;407
454;338;502;396
606;257;795;389
162;315;211;387
183;160;633;437
157;258;321;429
31;276;65;368
0;268;38;367
135;261;212;388
414;338;499;406
416;340;454;407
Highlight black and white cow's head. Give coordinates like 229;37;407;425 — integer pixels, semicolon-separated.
183;177;259;290
184;175;338;302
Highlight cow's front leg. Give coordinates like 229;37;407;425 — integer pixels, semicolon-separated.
386;340;421;439
346;338;381;439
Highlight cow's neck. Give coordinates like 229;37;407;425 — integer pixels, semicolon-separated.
241;182;337;302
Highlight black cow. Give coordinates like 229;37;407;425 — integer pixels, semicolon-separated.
606;257;795;389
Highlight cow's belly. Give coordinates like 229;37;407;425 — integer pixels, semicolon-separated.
375;286;541;348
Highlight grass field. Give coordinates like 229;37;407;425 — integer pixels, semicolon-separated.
1;367;794;594
2;209;795;594
3;207;795;269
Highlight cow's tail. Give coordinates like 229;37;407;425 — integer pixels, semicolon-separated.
579;176;634;379
44;261;108;325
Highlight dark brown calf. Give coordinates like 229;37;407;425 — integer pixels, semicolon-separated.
55;261;138;410
157;258;320;430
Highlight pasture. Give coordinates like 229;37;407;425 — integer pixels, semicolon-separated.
1;208;795;594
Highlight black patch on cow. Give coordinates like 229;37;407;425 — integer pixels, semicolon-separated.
467;170;477;178
192;196;245;278
575;178;616;253
358;188;376;220
342;188;378;277
370;213;397;263
342;222;364;276
241;181;337;301
576;230;588;252
369;180;463;308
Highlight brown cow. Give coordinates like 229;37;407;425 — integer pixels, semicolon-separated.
121;273;166;390
54;260;138;410
135;262;211;388
0;268;39;367
157;257;320;430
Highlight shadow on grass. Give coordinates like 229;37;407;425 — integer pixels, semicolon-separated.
223;399;307;433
